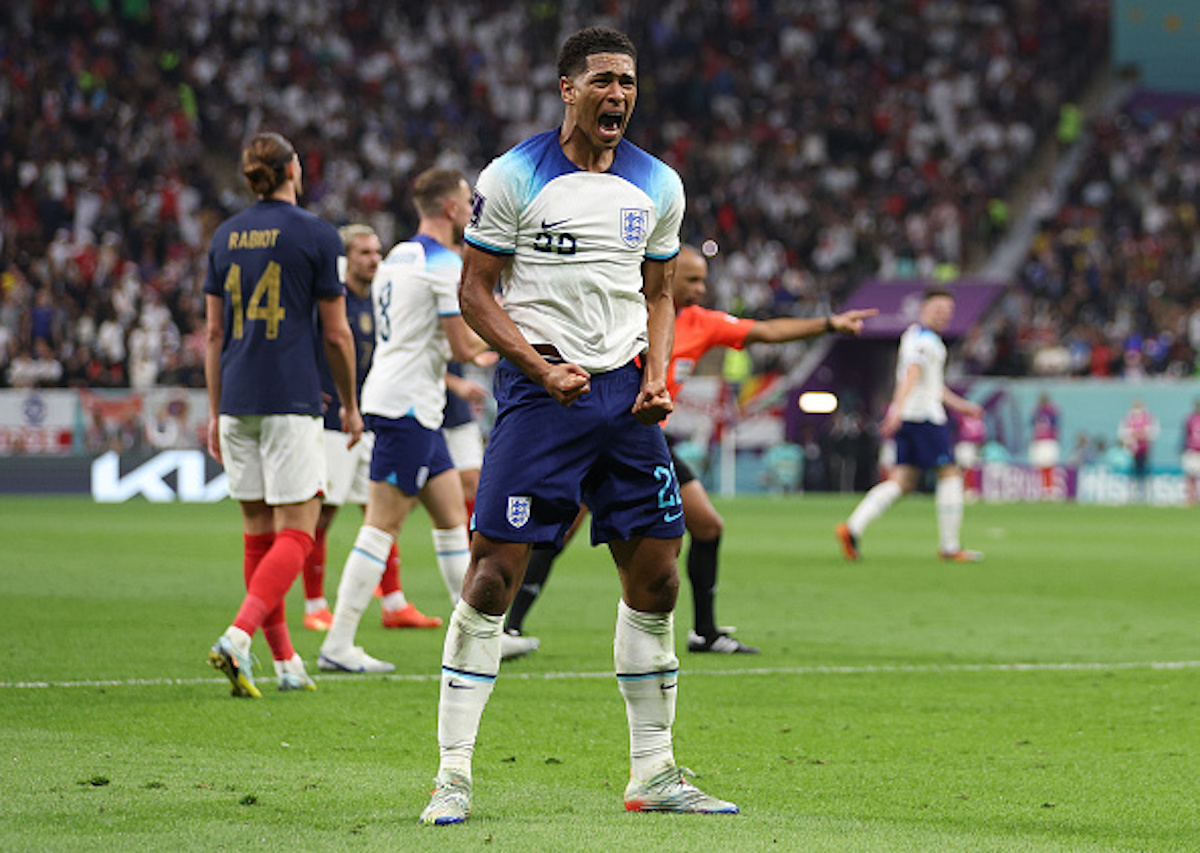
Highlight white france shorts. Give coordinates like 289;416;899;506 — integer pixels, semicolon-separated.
323;429;374;507
219;413;325;505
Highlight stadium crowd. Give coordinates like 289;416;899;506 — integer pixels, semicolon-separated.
1;0;1111;390
966;102;1200;379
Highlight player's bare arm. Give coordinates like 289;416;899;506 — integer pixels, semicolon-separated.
632;257;675;425
743;307;879;345
827;308;878;336
882;362;921;437
445;371;489;406
318;295;364;447
442;314;491;365
203;293;225;464
943;387;983;418
459;244;590;405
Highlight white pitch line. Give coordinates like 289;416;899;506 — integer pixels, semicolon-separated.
2;660;1198;691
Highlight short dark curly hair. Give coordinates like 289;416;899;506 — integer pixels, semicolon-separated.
557;27;636;79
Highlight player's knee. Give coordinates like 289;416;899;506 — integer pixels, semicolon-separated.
892;470;918;493
462;563;509;614
626;564;679;613
687;510;722;541
430;506;468;529
937;464;962;481
462;548;526;614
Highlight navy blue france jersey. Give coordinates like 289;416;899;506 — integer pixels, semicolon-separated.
204;199;344;415
320;285;374;431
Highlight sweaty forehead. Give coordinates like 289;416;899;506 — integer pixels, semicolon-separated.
582;52;636;78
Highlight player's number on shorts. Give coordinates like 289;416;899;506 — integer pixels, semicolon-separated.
654;464;680;510
223;262;286;340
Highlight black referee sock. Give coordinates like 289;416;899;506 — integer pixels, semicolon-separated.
687;535;720;638
505;543;562;635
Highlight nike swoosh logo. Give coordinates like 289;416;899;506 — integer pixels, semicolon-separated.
664;510;683;522
540;218;570;230
661;681;677;691
447;679;472;690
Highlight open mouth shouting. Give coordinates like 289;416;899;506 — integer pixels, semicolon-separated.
598;110;625;142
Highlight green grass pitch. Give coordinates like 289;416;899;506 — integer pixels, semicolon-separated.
1;494;1197;851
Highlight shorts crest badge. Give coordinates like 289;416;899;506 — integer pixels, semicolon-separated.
506;495;532;528
620;208;649;248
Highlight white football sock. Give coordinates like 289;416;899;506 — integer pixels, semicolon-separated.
224;625;252;656
322;526;392;655
273;652;305;676
305;597;328;614
437;599;503;779
936;474;965;553
847;479;903;538
381;591;408;611
614;599;677;780
432;525;471;604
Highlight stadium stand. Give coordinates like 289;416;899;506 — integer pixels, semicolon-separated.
0;1;1112;389
974;96;1200;378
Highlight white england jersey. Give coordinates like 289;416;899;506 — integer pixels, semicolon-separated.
360;234;461;428
896;323;947;425
465;128;684;373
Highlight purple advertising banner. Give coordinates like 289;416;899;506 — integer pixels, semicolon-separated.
1123;88;1200;120
838;279;1007;339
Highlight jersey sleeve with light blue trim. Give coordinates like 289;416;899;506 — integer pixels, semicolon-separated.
612;143;684;261
465;133;548;256
419;236;464;317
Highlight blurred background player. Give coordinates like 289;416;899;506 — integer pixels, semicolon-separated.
503;245;875;654
204;131;363;697
1029;392;1061;500
318;168;489;674
876;436;897;484
954;408;986;502
442;360;489;521
1181;399;1200;506
301;223;442;633
1118;398;1158;502
836;288;984;563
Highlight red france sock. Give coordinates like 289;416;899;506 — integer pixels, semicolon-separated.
243;532;275;588
233;528;314;636
302;528;327;600
261;603;294;661
379;542;401;595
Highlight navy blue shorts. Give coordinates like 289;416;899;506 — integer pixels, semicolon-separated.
472;360;685;547
894;420;954;470
366;414;454;496
669;447;697;487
